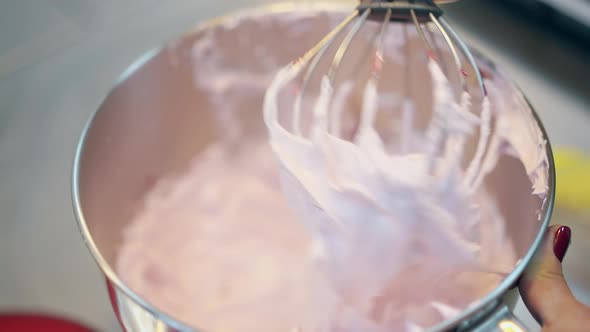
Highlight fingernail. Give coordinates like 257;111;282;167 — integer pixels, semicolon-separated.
553;226;572;262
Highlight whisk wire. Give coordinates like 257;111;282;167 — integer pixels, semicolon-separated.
371;8;393;81
292;11;359;135
430;13;467;93
438;17;486;96
410;9;434;56
328;9;373;82
357;8;394;132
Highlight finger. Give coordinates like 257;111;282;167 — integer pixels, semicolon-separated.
519;225;582;327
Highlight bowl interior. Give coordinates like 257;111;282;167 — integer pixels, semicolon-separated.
74;5;554;330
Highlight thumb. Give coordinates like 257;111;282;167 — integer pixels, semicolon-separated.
520;225;587;328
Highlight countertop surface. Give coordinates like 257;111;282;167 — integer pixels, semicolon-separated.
0;1;588;331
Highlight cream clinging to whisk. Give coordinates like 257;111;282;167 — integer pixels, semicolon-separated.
268;0;492;178
263;0;502;323
265;0;494;216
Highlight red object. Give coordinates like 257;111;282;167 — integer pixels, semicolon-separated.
0;313;95;332
106;279;127;332
553;226;572;263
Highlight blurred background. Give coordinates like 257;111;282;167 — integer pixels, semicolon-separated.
0;0;588;331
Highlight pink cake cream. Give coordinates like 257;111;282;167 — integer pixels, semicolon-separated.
116;6;549;332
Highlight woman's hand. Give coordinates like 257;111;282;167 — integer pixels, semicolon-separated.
520;225;590;331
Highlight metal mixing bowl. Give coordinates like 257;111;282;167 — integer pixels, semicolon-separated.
72;2;555;331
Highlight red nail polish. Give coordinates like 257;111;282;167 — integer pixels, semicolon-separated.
553;226;572;262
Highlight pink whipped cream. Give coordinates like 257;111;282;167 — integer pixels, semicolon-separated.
116;6;549;332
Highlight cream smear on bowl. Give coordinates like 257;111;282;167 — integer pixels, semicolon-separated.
116;7;549;332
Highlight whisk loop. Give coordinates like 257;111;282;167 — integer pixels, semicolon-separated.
268;0;492;194
261;4;506;314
